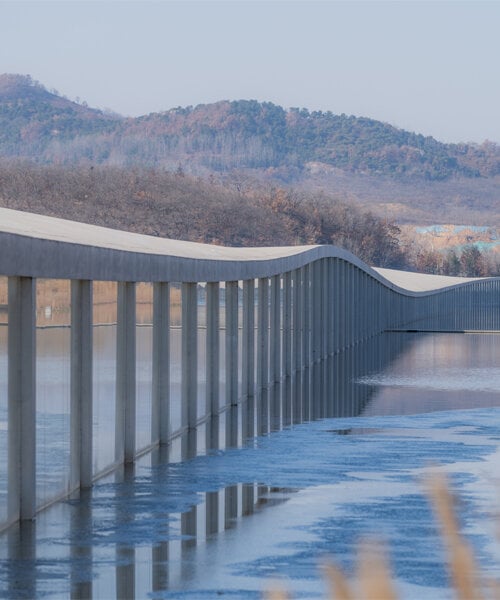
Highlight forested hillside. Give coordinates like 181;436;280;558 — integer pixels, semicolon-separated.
0;74;119;155
0;163;406;268
2;74;500;182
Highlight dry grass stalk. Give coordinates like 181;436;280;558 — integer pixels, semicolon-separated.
324;542;396;600
356;541;397;600
323;563;354;600
266;472;498;599
426;472;483;600
264;587;289;600
485;579;500;600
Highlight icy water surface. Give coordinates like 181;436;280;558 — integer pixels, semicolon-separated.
1;333;500;599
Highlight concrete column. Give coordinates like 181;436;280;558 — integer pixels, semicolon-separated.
242;279;255;439
321;259;328;358
332;259;339;354
70;279;93;490
153;282;170;445
181;428;198;461
374;278;380;334
206;490;219;536
355;270;361;343
270;275;282;384
350;265;355;343
152;541;169;593
292;269;302;424
181;504;197;550
339;262;348;415
70;488;92;598
8;276;36;521
269;275;281;429
496;281;499;330
347;264;354;347
182;282;198;432
385;287;391;331
341;261;347;345
312;261;322;419
340;261;346;350
327;259;335;358
256;278;269;435
312;262;321;364
225;485;238;530
282;271;292;426
206;282;220;448
326;260;334;416
116;281;136;464
377;277;382;333
495;282;498;330
361;271;366;338
225;281;239;448
302;264;311;421
332;312;340;420
368;274;373;335
321;259;328;417
242;483;255;516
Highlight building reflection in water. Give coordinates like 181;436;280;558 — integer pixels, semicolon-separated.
3;331;500;598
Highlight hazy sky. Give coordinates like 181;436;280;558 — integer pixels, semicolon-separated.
1;0;499;144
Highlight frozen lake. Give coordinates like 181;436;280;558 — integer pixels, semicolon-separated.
1;332;500;598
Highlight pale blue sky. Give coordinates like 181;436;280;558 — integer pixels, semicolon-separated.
1;1;499;143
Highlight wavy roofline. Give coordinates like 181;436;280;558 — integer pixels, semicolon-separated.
0;207;492;293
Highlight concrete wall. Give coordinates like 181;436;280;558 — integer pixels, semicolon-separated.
1;208;499;527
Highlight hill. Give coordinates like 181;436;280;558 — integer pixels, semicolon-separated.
1;73;500;233
2;74;500;183
121;100;494;180
0;74;120;158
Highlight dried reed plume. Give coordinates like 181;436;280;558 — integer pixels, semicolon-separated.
267;472;499;599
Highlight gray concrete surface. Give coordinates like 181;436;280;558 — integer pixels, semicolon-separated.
0;207;486;292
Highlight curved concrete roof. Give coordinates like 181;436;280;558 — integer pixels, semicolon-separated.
0;207;312;261
0;207;493;293
373;267;483;292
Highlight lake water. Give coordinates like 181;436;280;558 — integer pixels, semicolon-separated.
1;332;500;599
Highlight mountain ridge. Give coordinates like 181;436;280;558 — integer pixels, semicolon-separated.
2;73;500;182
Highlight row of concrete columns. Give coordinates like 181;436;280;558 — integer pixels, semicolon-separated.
4;260;500;525
5;476;289;600
0;330;424;599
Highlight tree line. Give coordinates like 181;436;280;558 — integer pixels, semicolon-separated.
412;245;499;277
